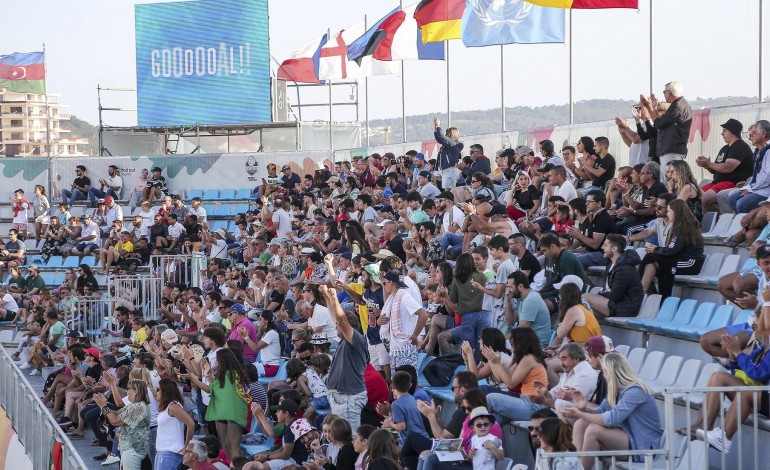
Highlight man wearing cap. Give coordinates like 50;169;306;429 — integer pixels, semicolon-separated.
70;213;100;257
584;336;612;407
538;233;586;313
695;119;754;213
226;304;259;362
410;153;428;189
467;144;491;177
104;194;123;229
416;170;440;200
61;165;91;206
142;167;168;202
88;164;123;207
379;269;428;369
279;165;302;193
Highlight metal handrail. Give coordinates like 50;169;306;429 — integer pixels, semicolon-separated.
0;347;88;469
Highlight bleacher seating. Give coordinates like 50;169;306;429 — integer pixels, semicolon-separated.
648;302;714;335
700;211;717;233
202;189;219;201
186;189;203;200
702;213;734;238
236;188;253;200
673;304;733;337
219;189;236;200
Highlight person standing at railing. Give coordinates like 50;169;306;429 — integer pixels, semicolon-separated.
433;118;463;190
562;353;662;470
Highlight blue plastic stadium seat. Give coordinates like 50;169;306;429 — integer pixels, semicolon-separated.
638;299;697;330
732;309;754;326
61;256;81;268
41;272;56;286
677;304;733;337
81;255;97;267
52;272;66;286
186;189;203;200
44;256;63;268
232;203;249;215
212;204;231;217
202;189;219;201
209;220;229;232
241;418;274;456
417;356;435;389
627;297;681;328
202;203;217;215
219;189;236;200
258;359;287;386
655;302;715;335
235;189;252;200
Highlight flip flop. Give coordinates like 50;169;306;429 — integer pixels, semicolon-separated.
724;234;746;248
676;427;697;439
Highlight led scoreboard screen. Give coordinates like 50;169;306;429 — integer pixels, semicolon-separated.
135;0;271;126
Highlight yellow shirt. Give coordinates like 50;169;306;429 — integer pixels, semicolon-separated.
116;240;134;254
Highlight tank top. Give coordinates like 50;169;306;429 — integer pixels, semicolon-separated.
515;363;547;396
568;306;602;344
156;401;186;453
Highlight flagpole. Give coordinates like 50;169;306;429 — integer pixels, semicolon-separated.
758;0;765;103
400;0;407;143
328;29;334;151
364;15;370;147
446;41;451;128
569;8;575;124
649;0;654;95
500;45;505;132
43;44;51;158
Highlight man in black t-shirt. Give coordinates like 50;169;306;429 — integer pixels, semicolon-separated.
142;166;168;202
508;233;541;282
577;137;615;196
61;164;91;206
570;190;617;269
280;165;302;193
697;118;755;213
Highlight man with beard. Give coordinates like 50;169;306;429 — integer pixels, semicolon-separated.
505;271;551;348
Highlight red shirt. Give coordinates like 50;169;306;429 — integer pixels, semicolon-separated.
364;364;390;417
551;218;574;234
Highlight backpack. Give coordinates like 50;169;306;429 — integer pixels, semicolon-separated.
421;354;464;387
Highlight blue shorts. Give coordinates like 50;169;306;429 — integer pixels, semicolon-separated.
726;322;753;336
309;395;330;410
75;242;99;252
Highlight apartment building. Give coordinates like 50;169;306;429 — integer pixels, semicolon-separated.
0;90;90;157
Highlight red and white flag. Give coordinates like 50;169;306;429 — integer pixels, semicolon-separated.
319;21;399;81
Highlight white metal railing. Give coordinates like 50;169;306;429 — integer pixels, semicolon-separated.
150;253;207;290
0;347;88;469
66;296;112;346
663;384;770;470
111;273;161;320
537;449;667;469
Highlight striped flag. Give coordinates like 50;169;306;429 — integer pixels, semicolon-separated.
0;52;46;94
413;0;466;44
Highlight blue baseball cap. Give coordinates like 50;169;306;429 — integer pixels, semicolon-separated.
415;153;425;160
229;303;247;315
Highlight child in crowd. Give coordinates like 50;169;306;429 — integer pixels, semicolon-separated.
535;418;581;470
551;205;574;234
466;407;504;470
248;400;309;469
382;371;429;446
285;358;329;424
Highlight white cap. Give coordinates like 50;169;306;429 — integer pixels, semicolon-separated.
553;274;584;291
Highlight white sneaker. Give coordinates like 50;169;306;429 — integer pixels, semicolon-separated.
18;362;31;370
705;428;732;453
29;369;40;376
101;454;120;466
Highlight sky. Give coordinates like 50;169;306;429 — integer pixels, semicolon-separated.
3;0;767;129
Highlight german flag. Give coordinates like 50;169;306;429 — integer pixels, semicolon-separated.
413;0;465;44
524;0;637;8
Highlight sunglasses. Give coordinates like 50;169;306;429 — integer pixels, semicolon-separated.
528;425;541;433
474;422;492;429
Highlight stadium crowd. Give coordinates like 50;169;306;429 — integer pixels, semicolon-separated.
8;80;770;469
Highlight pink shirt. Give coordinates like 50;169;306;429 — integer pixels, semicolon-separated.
461;416;503;453
228;317;258;362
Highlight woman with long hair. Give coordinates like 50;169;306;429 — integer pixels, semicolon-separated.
343;221;370;255
40;215;65;262
462;328;514;394
184;348;250;460
484;327;548;406
354;425;376;470
508;171;541;222
638;198;705;298
469;172;496;201
75;264;99;295
154;378;196;470
58;215;82;256
551;283;602;346
535;418;581;470
240;311;282;377
364;429;401;470
436;253;489;360
32;184;50;246
129;168;150;212
345;176;361;200
563;353;662;470
667;159;702;221
434;117;463;189
93;379;151;470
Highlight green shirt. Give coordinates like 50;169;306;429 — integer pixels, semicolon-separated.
25;273;45;293
541;249;586;299
449;271;488;314
7;275;25;292
409;209;430;224
205;373;248;428
49;321;66;349
118;402;150;455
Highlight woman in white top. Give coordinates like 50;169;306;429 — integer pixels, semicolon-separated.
239;311;282;377
154;378;196;470
32;185;51;246
129;168;149;212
